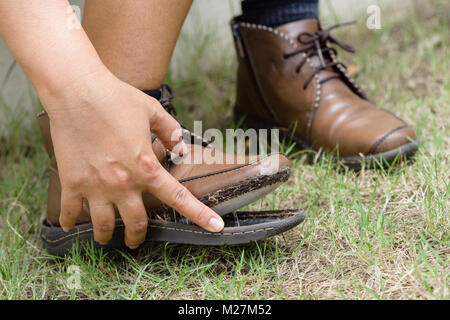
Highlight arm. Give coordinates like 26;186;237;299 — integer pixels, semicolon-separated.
0;0;224;248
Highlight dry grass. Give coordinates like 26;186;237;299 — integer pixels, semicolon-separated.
0;1;448;299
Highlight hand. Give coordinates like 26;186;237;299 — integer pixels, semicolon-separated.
44;69;224;249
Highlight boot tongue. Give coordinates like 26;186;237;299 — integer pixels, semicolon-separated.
275;18;338;84
275;19;320;42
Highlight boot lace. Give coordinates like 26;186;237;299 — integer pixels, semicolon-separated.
160;84;177;116
283;21;356;90
159;84;210;149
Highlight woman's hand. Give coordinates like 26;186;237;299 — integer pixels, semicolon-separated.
0;0;224;249
45;70;224;249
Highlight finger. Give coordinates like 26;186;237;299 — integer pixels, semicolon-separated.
115;194;148;249
156;175;224;232
148;101;186;154
89;200;116;246
59;190;83;232
140;154;224;232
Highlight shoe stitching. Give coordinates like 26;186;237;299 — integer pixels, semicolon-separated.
36;110;47;118
178;152;278;183
328;49;366;98
238;23;320;144
41;223;276;244
288;129;417;165
368;125;408;155
227;212;297;219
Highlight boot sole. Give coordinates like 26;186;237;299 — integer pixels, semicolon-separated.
41;209;305;256
235;110;418;170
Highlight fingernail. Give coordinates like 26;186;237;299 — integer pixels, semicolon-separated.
208;217;224;232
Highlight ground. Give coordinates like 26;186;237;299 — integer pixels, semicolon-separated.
0;1;448;299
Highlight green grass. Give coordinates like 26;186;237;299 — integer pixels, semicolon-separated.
0;1;448;299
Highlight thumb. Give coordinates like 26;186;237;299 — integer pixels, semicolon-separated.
147;98;187;156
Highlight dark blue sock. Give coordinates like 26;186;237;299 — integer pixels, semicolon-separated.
143;89;161;100
241;0;319;27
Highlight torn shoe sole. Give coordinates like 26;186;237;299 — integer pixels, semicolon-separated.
41;209;306;256
41;167;302;256
203;166;291;215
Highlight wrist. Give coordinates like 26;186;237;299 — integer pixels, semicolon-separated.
37;61;110;102
38;64;116;118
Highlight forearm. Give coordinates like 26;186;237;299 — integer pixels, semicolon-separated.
0;0;108;109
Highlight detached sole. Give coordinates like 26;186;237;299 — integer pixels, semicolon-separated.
41;209;306;256
205;166;291;215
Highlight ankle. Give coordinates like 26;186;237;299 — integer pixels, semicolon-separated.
241;0;319;27
142;89;162;100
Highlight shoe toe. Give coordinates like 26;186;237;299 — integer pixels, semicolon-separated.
370;125;417;154
202;152;291;214
176;152;291;214
253;152;291;175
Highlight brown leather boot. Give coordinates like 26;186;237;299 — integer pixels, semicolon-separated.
231;18;418;169
38;85;304;256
